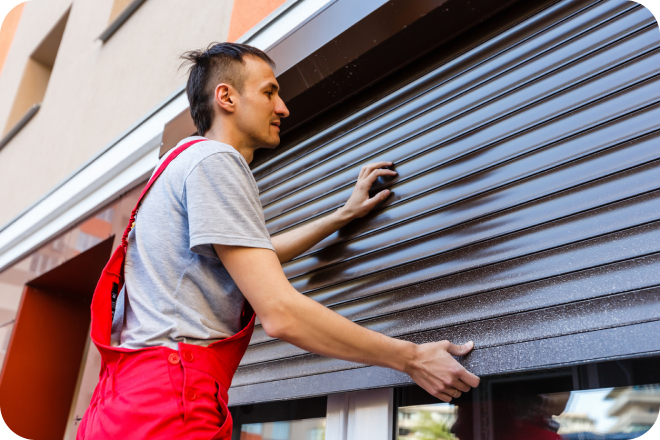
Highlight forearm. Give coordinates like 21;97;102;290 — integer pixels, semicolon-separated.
271;208;352;263
271;287;417;373
215;245;479;402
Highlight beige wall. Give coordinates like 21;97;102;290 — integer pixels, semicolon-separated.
0;0;235;226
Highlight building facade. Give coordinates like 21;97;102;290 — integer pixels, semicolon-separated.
0;0;659;439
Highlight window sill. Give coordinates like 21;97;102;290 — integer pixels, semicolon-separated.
0;103;40;153
97;0;148;43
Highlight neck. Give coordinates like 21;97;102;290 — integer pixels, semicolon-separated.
204;121;256;164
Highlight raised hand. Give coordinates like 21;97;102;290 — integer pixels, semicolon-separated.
338;161;397;220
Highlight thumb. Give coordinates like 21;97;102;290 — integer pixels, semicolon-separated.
446;341;474;356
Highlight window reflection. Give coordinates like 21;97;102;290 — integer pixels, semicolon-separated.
557;385;660;438
240;417;325;440
399;403;457;439
397;384;659;440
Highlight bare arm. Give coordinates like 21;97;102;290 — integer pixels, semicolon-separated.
213;244;480;402
271;161;397;263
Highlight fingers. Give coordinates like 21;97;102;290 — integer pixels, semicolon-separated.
458;368;481;389
362;168;397;187
434;392;456;403
450;378;471;393
430;385;462;403
446;340;474;357
359;161;393;181
443;341;480;388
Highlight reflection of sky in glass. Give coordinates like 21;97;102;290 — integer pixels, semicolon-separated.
563;388;617;432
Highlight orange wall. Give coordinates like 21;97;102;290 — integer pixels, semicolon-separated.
227;0;287;42
0;3;25;76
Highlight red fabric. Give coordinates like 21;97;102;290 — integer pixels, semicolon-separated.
77;139;255;439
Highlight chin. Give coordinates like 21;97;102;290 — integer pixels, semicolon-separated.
264;136;281;149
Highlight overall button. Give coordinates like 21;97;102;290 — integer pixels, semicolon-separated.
168;353;180;365
185;388;196;401
183;351;194;362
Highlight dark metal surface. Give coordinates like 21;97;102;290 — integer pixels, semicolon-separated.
252;0;549;171
236;282;660;385
229;321;660;405
233;0;660;404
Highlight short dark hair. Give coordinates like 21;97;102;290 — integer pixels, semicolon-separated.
181;42;275;135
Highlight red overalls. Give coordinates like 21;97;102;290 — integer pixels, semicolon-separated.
77;139;254;440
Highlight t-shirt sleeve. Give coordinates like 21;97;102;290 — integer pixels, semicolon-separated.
184;152;274;259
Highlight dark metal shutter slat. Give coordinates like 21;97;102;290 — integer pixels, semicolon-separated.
266;37;660;232
284;98;660;279
245;184;660;363
260;2;647;217
245;252;660;366
252;0;633;188
292;123;660;281
235;285;660;387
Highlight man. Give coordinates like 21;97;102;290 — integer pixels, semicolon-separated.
80;42;479;439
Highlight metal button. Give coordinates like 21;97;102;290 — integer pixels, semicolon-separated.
168;353;180;365
185;388;196;401
183;351;194;362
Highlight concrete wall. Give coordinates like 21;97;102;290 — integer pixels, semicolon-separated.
0;0;235;226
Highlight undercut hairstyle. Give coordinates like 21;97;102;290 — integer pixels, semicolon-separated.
181;42;275;135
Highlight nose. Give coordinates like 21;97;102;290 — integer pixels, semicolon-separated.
275;96;290;119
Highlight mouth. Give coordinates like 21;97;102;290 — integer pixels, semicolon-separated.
271;121;280;130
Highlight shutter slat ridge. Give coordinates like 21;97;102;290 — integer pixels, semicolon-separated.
300;166;660;314
235;286;660;386
284;93;660;290
247;174;660;350
253;0;620;186
282;95;660;278
258;1;642;209
264;20;658;229
244;253;660;366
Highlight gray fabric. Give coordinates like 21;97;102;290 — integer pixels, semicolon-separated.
111;136;274;350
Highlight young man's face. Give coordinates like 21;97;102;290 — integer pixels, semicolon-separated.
235;56;289;149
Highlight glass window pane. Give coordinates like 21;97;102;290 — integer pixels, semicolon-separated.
397;384;660;439
398;403;458;439
240;417;326;440
557;385;660;438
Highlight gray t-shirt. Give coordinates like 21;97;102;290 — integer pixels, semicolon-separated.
111;136;274;350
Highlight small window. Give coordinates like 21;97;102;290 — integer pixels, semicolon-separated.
2;8;69;142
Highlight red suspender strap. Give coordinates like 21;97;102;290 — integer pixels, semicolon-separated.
121;138;206;249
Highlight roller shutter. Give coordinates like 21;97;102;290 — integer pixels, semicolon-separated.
232;0;660;403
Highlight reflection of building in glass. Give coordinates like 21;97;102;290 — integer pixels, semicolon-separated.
555;412;597;434
398;404;457;439
606;385;660;434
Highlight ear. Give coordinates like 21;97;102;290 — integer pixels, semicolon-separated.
214;83;236;114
